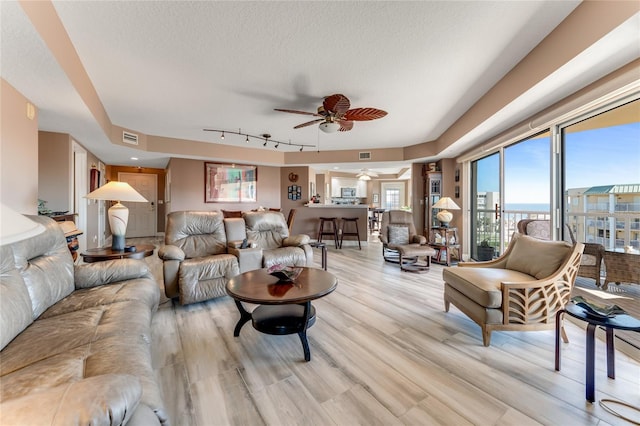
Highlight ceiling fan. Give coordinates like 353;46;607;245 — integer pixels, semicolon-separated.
274;94;387;133
356;169;379;181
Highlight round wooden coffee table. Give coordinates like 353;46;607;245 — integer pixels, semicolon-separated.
80;244;155;263
226;267;337;361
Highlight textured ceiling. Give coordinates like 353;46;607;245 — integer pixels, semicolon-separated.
2;1;637;173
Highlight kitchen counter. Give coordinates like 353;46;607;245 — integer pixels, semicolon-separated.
290;205;371;245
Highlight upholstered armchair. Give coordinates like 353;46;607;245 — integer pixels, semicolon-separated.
443;233;584;346
225;211;313;272
379;210;427;262
159;211;239;305
517;219;605;286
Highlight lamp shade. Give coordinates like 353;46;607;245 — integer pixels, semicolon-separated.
84;181;147;202
84;181;147;251
432;197;460;210
319;121;340;133
0;204;45;245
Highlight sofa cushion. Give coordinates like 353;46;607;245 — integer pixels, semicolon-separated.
11;216;74;319
506;235;572;279
443;266;537;308
165;211;227;258
388;224;409;245
178;254;239;303
0;374;142;426
263;247;307;268
0;246;33;351
244;211;288;249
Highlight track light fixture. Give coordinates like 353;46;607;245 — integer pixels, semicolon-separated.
203;128;315;151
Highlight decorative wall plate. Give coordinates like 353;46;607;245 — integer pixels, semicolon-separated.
288;172;299;182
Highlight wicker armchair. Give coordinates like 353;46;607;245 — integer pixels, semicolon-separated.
517;219;605;286
443;233;584;346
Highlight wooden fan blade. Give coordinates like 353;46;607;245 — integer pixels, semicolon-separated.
337;120;353;131
274;108;323;117
294;118;324;129
343;108;387;121
323;94;350;115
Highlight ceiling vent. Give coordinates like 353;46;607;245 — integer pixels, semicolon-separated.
122;131;139;145
359;151;371;160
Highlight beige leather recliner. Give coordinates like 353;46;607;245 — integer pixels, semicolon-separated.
225;211;313;272
443;233;584;346
159;211;239;305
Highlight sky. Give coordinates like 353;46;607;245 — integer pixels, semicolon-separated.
475;121;640;205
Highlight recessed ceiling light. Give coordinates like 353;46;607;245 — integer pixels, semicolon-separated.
333;166;339;170
130;157;138;160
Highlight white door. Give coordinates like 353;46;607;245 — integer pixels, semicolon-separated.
118;173;157;238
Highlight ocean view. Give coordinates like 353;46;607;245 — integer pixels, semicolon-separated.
504;203;550;212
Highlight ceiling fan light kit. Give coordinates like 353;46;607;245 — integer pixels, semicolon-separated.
319;121;340;133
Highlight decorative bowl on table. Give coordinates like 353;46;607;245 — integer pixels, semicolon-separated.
268;264;303;282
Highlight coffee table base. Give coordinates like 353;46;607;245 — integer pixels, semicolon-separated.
233;300;316;361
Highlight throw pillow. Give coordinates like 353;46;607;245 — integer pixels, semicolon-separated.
506;234;572;279
388;225;410;245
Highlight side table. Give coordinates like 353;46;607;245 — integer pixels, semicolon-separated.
80;244;155;263
309;241;327;270
555;303;640;402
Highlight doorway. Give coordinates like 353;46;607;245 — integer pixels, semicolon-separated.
118;172;157;238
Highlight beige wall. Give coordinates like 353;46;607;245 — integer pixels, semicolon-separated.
1;79;39;213
167;158;281;214
38;131;72;213
281;166;309;218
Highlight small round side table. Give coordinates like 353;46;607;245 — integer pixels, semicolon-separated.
555;303;640;403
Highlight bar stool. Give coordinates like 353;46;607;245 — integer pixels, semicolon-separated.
317;217;339;248
340;217;361;250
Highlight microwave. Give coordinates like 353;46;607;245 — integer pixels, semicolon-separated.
341;188;356;197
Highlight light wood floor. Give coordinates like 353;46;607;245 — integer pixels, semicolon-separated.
133;236;639;426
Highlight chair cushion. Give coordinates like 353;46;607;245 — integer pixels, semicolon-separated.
388;225;409;245
263;247;307;268
506;235;572;279
443;267;537;308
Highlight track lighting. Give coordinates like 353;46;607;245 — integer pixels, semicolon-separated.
202;129;315;151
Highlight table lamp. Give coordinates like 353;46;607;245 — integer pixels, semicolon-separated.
0;204;45;245
432;197;460;228
84;181;147;250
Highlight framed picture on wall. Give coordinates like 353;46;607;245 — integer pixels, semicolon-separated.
205;162;257;203
373;193;380;203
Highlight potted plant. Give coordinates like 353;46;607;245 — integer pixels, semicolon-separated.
477;239;495;261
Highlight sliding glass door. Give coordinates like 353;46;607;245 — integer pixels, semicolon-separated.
471;131;551;260
471;153;500;260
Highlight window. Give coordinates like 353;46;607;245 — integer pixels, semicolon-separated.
385;189;400;210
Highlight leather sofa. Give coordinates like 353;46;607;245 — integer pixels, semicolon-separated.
0;216;167;425
159;210;312;304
